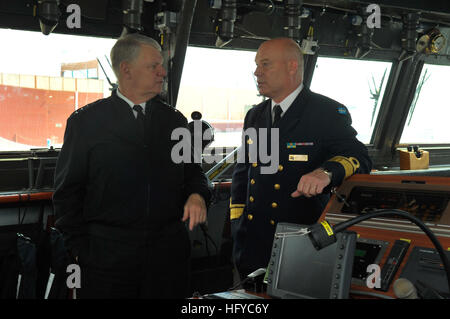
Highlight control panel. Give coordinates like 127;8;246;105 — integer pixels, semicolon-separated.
321;174;450;299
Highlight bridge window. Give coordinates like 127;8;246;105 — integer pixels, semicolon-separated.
0;28;115;152
310;57;392;144
400;63;450;144
177;47;262;149
62;60;99;79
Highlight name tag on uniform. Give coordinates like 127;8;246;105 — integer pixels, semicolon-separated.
289;154;308;162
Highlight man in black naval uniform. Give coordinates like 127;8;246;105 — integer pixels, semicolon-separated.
230;38;372;278
53;34;211;298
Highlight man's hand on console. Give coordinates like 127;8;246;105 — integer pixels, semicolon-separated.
291;168;332;198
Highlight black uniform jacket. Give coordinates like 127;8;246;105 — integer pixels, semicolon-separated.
230;87;372;274
53;90;211;259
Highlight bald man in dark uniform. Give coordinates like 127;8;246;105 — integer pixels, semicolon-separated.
230;38;372;278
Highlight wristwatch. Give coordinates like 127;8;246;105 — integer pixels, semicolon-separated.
320;168;333;181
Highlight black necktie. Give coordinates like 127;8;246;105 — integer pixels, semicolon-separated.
133;105;145;136
273;104;282;126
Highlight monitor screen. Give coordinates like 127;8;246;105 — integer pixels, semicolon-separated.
267;223;356;299
351;239;388;286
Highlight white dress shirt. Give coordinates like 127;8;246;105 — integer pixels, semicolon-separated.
271;83;304;122
116;89;146;118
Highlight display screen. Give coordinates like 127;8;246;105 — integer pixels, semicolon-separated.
352;242;382;281
355;249;367;257
267;223;356;299
274;234;338;298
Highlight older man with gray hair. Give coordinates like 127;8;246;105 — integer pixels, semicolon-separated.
53;33;211;298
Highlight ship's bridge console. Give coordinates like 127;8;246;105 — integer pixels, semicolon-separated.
317;174;450;299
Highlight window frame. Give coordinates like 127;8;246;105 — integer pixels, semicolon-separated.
305;54;450;168
309;55;393;145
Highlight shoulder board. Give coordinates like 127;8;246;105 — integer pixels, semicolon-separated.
154;96;174;108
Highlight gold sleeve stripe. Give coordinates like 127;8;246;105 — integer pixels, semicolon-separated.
230;198;245;208
230;198;245;219
329;156;360;179
230;207;245;220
